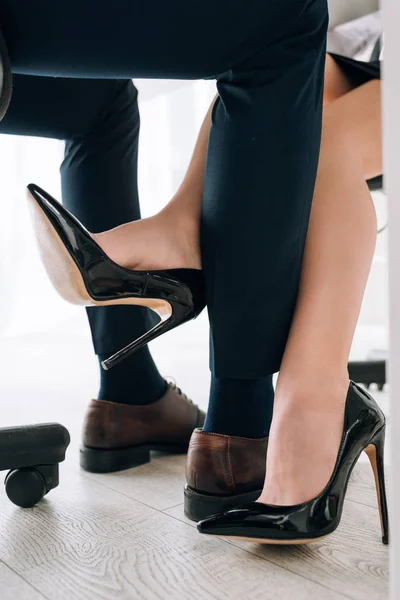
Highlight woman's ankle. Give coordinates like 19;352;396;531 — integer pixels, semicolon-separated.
274;370;350;412
158;204;201;268
94;204;201;271
160;199;200;233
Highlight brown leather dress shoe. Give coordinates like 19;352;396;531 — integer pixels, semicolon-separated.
80;383;205;473
184;429;268;521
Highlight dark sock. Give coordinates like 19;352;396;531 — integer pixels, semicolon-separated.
203;376;274;438
98;348;167;405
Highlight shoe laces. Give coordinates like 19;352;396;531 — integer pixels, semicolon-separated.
165;377;196;406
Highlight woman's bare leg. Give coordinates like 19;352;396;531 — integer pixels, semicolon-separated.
259;79;382;505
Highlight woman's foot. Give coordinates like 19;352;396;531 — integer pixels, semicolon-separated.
258;378;349;506
94;207;201;271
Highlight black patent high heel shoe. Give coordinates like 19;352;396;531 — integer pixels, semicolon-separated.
27;184;205;370
198;382;389;545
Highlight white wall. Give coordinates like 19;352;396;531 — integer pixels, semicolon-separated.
381;0;400;595
328;0;379;27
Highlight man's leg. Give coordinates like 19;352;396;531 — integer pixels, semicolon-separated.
59;79;168;406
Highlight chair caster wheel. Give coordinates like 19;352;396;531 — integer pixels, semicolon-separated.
0;423;70;507
5;467;48;508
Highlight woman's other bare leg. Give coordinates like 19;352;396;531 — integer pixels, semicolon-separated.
259;80;382;505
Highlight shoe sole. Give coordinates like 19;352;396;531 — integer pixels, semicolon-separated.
204;534;330;545
184;485;263;522
80;443;189;473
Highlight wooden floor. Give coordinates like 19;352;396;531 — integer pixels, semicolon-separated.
0;332;390;600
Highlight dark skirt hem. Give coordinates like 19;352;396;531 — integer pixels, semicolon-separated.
328;53;381;88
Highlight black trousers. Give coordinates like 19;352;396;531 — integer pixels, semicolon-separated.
0;0;328;378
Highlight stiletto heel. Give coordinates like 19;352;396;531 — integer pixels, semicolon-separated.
198;382;389;545
102;301;192;370
364;426;389;545
27;183;206;368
